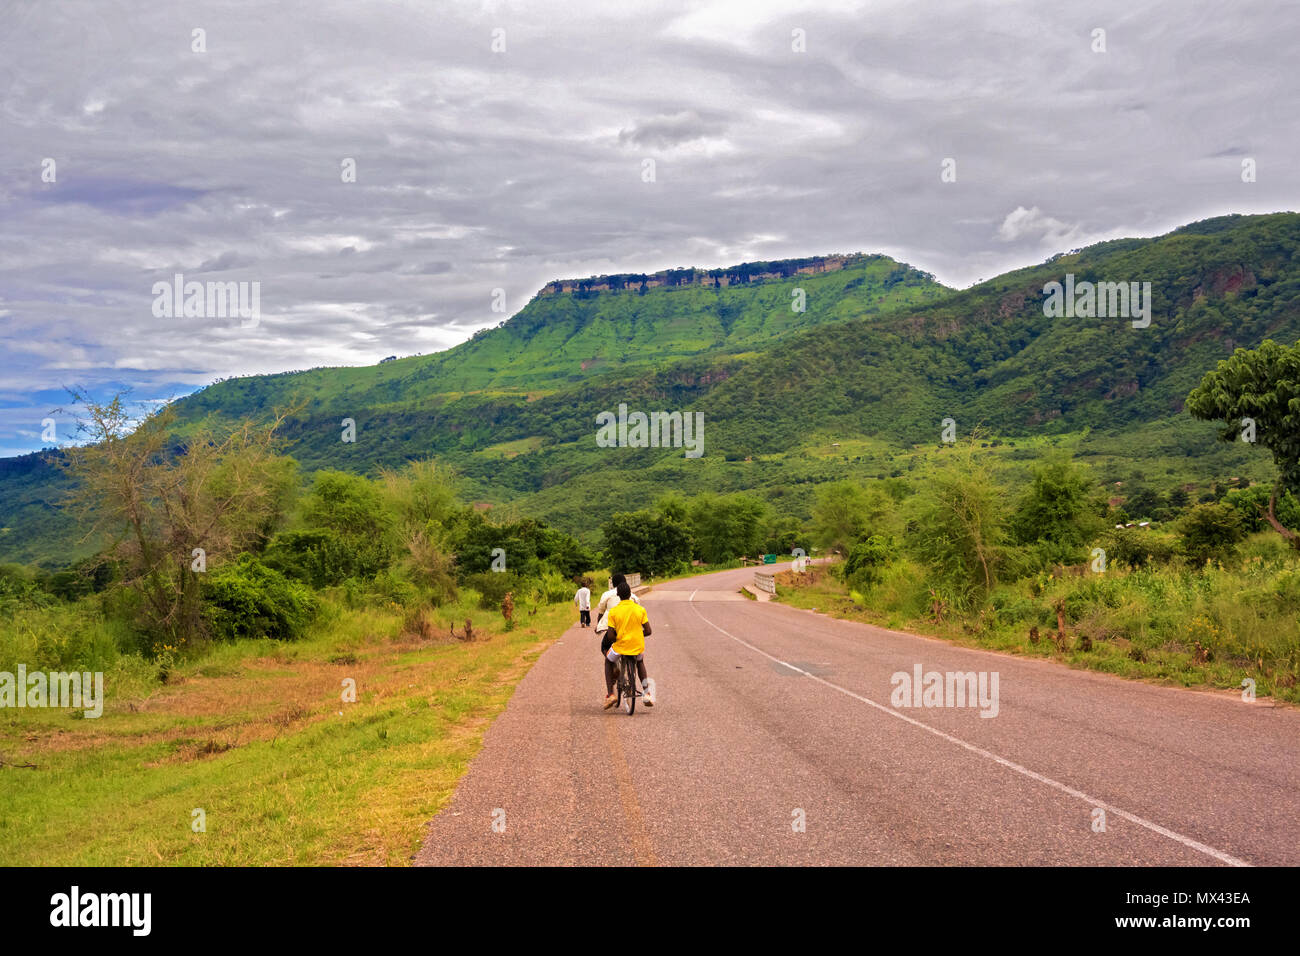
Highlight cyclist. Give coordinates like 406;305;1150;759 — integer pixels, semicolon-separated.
594;572;640;655
602;580;655;709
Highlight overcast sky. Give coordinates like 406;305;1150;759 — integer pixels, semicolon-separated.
1;0;1296;456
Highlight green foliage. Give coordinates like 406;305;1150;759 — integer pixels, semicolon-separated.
844;535;896;590
687;493;767;563
201;555;317;642
0;564;57;612
448;512;593;580
1103;527;1178;569
263;529;356;588
1178;503;1246;566
462;571;521;610
299;470;396;579
1009;455;1106;566
811;482;895;555
601;510;694;577
907;445;1007;608
1224;486;1300;533
1187;338;1300;502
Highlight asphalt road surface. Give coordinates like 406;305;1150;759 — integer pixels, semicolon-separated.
416;563;1300;866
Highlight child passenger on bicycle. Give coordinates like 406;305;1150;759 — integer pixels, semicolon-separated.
603;581;655;709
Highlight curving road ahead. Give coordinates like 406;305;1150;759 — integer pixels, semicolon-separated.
416;562;1300;866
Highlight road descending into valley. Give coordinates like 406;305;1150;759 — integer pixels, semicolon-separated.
416;563;1300;866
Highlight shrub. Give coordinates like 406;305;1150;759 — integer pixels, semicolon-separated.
1103;527;1177;569
463;571;522;610
263;528;355;588
202;555;317;641
1178;503;1246;566
844;535;896;590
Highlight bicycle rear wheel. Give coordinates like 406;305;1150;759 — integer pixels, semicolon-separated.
622;656;636;715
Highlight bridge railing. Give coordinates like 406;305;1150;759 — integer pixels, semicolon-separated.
754;571;776;595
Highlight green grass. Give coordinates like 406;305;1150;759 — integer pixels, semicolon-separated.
772;541;1300;705
0;596;571;865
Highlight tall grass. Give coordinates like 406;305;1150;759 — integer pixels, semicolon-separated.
780;532;1300;702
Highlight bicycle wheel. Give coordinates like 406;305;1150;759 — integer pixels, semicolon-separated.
622;657;636;715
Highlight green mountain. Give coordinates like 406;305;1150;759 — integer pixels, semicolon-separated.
0;253;946;565
4;212;1299;567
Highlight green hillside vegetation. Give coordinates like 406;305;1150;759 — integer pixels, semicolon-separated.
4;213;1300;569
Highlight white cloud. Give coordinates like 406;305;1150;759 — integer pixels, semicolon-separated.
997;206;1085;246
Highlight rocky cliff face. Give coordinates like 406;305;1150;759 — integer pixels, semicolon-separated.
539;253;872;296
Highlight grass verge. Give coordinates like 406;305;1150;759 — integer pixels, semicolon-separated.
0;598;570;865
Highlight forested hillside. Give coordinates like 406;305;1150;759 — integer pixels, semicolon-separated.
3;213;1299;564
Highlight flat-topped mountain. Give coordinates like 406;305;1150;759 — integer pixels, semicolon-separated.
538;253;896;296
4;213;1299;565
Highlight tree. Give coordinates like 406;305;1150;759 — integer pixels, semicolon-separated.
811;482;894;555
380;460;460;604
296;470;396;581
1009;454;1105;564
60;391;298;645
1178;503;1245;565
1186;339;1300;546
601;510;694;577
687;493;767;563
844;535;895;591
907;443;1006;608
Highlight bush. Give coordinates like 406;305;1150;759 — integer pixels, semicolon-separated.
1103;527;1177;569
1178;503;1245;566
463;571;522;610
263;528;356;588
844;535;896;590
202;555;317;641
531;569;575;604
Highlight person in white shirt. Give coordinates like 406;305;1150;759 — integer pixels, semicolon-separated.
574;580;592;627
593;573;652;704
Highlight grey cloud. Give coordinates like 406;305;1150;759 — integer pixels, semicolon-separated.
1;0;1298;456
618;110;722;149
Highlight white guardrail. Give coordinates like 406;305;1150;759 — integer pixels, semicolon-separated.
754;571;776;594
626;573;642;588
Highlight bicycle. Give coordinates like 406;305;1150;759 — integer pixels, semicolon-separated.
615;653;640;715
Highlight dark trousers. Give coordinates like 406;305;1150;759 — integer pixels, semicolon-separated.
579;609;591;626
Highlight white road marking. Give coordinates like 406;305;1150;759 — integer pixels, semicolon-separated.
689;602;1251;868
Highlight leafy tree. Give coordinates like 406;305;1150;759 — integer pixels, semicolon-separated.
687;493;767;563
202;555;317;641
1223;485;1300;533
843;535;896;590
380;460;460;604
811;482;894;555
1009;455;1105;565
601;510;694;577
297;470;396;581
907;443;1006;608
1103;527;1178;569
448;512;592;580
760;514;808;556
1186;339;1300;546
654;493;689;523
1122;487;1168;522
1178;503;1245;565
61;391;298;645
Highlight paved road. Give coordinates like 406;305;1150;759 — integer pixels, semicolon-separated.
416;563;1300;866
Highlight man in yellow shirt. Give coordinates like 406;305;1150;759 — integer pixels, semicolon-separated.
603;581;655;709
